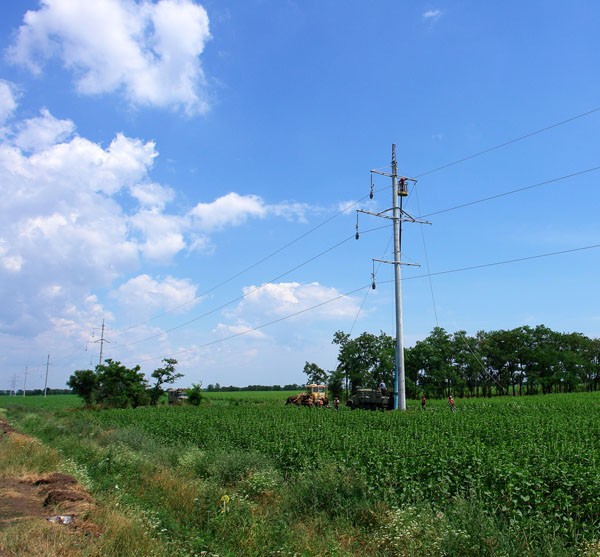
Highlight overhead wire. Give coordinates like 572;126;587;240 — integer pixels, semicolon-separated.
111;105;600;337
418;165;600;219
111;195;375;336
414;105;600;178
111;223;390;351
55;105;600;373
127;242;600;367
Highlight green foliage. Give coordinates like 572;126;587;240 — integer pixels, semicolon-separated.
95;359;149;408
149;358;182;405
333;329;395;393
67;359;150;408
329;325;600;400
186;383;203;406
67;369;98;405
4;391;599;556
302;361;328;384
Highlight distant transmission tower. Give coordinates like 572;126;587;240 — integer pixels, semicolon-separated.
93;319;110;366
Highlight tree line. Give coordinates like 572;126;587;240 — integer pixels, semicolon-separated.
304;325;600;399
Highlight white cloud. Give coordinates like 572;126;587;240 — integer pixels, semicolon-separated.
112;274;199;316
189;192;267;231
234;281;361;321
0;80;18;125
14;108;75;152
422;9;442;22
129;209;186;261
7;0;211;114
189;192;313;232
213;321;268;340
130;182;175;209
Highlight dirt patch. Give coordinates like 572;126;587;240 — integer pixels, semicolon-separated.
0;419;100;538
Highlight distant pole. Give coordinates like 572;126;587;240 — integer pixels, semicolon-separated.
44;354;50;397
23;365;28;396
94;319;110;366
391;145;406;410
99;319;105;365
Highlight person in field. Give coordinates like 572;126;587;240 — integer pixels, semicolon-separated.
448;395;455;412
379;380;387;396
421;394;427;410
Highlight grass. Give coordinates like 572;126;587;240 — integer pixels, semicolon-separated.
1;392;599;556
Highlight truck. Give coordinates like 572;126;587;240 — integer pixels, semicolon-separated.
346;388;393;410
167;388;189;405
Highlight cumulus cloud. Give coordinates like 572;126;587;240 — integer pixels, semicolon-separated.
0;80;18;125
188;192;313;233
7;0;211;114
213;321;268;341
112;274;199;316
14;108;75;152
233;281;361;321
0;109;160;338
130;182;175;209
189;192;267;231
129;209;186;261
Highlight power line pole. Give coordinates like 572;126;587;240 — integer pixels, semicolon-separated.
94;319;110;366
23;365;28;397
357;144;430;410
44;354;51;397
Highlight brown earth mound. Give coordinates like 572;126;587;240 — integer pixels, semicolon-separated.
0;419;100;537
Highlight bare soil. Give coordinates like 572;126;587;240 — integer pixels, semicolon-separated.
0;418;101;554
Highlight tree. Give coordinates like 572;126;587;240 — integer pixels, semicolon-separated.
67;369;98;405
96;359;149;408
149;358;183;405
187;383;203;406
302;361;328;385
333;330;395;393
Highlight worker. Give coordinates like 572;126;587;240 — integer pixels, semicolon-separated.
379;380;387;396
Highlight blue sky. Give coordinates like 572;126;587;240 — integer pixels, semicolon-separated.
1;0;599;391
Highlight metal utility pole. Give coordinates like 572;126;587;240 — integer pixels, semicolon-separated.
357;144;430;410
94;319;110;366
23;365;28;396
44;354;50;397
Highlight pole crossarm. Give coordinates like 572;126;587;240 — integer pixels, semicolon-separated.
373;258;421;267
357;208;431;225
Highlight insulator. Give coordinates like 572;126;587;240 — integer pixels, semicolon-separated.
355;231;359;240
369;189;374;199
372;281;376;290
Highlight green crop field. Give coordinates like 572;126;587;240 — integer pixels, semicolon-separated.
1;392;599;556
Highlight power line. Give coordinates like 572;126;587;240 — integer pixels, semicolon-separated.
128;242;600;367
419;164;600;218
111;196;373;336
414;106;600;178
401;243;600;281
112;224;388;351
100;107;600;341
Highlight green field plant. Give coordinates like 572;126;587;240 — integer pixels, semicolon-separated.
1;391;598;556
